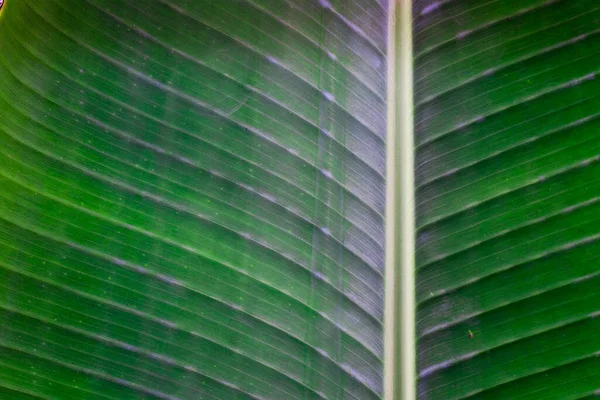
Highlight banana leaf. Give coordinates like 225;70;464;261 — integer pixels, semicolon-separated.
2;0;600;399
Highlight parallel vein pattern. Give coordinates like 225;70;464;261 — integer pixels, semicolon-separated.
0;1;387;399
414;0;600;399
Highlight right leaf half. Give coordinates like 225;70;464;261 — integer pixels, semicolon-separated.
414;0;600;398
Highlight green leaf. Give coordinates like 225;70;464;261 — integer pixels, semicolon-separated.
4;0;600;399
0;0;387;398
414;0;600;398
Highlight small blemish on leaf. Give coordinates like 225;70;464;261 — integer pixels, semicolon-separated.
321;169;334;179
322;91;335;102
318;0;332;9
456;30;472;40
421;2;441;16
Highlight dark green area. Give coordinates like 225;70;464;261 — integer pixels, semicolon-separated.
415;0;600;398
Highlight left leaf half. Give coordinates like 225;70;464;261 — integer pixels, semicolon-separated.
0;0;387;399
